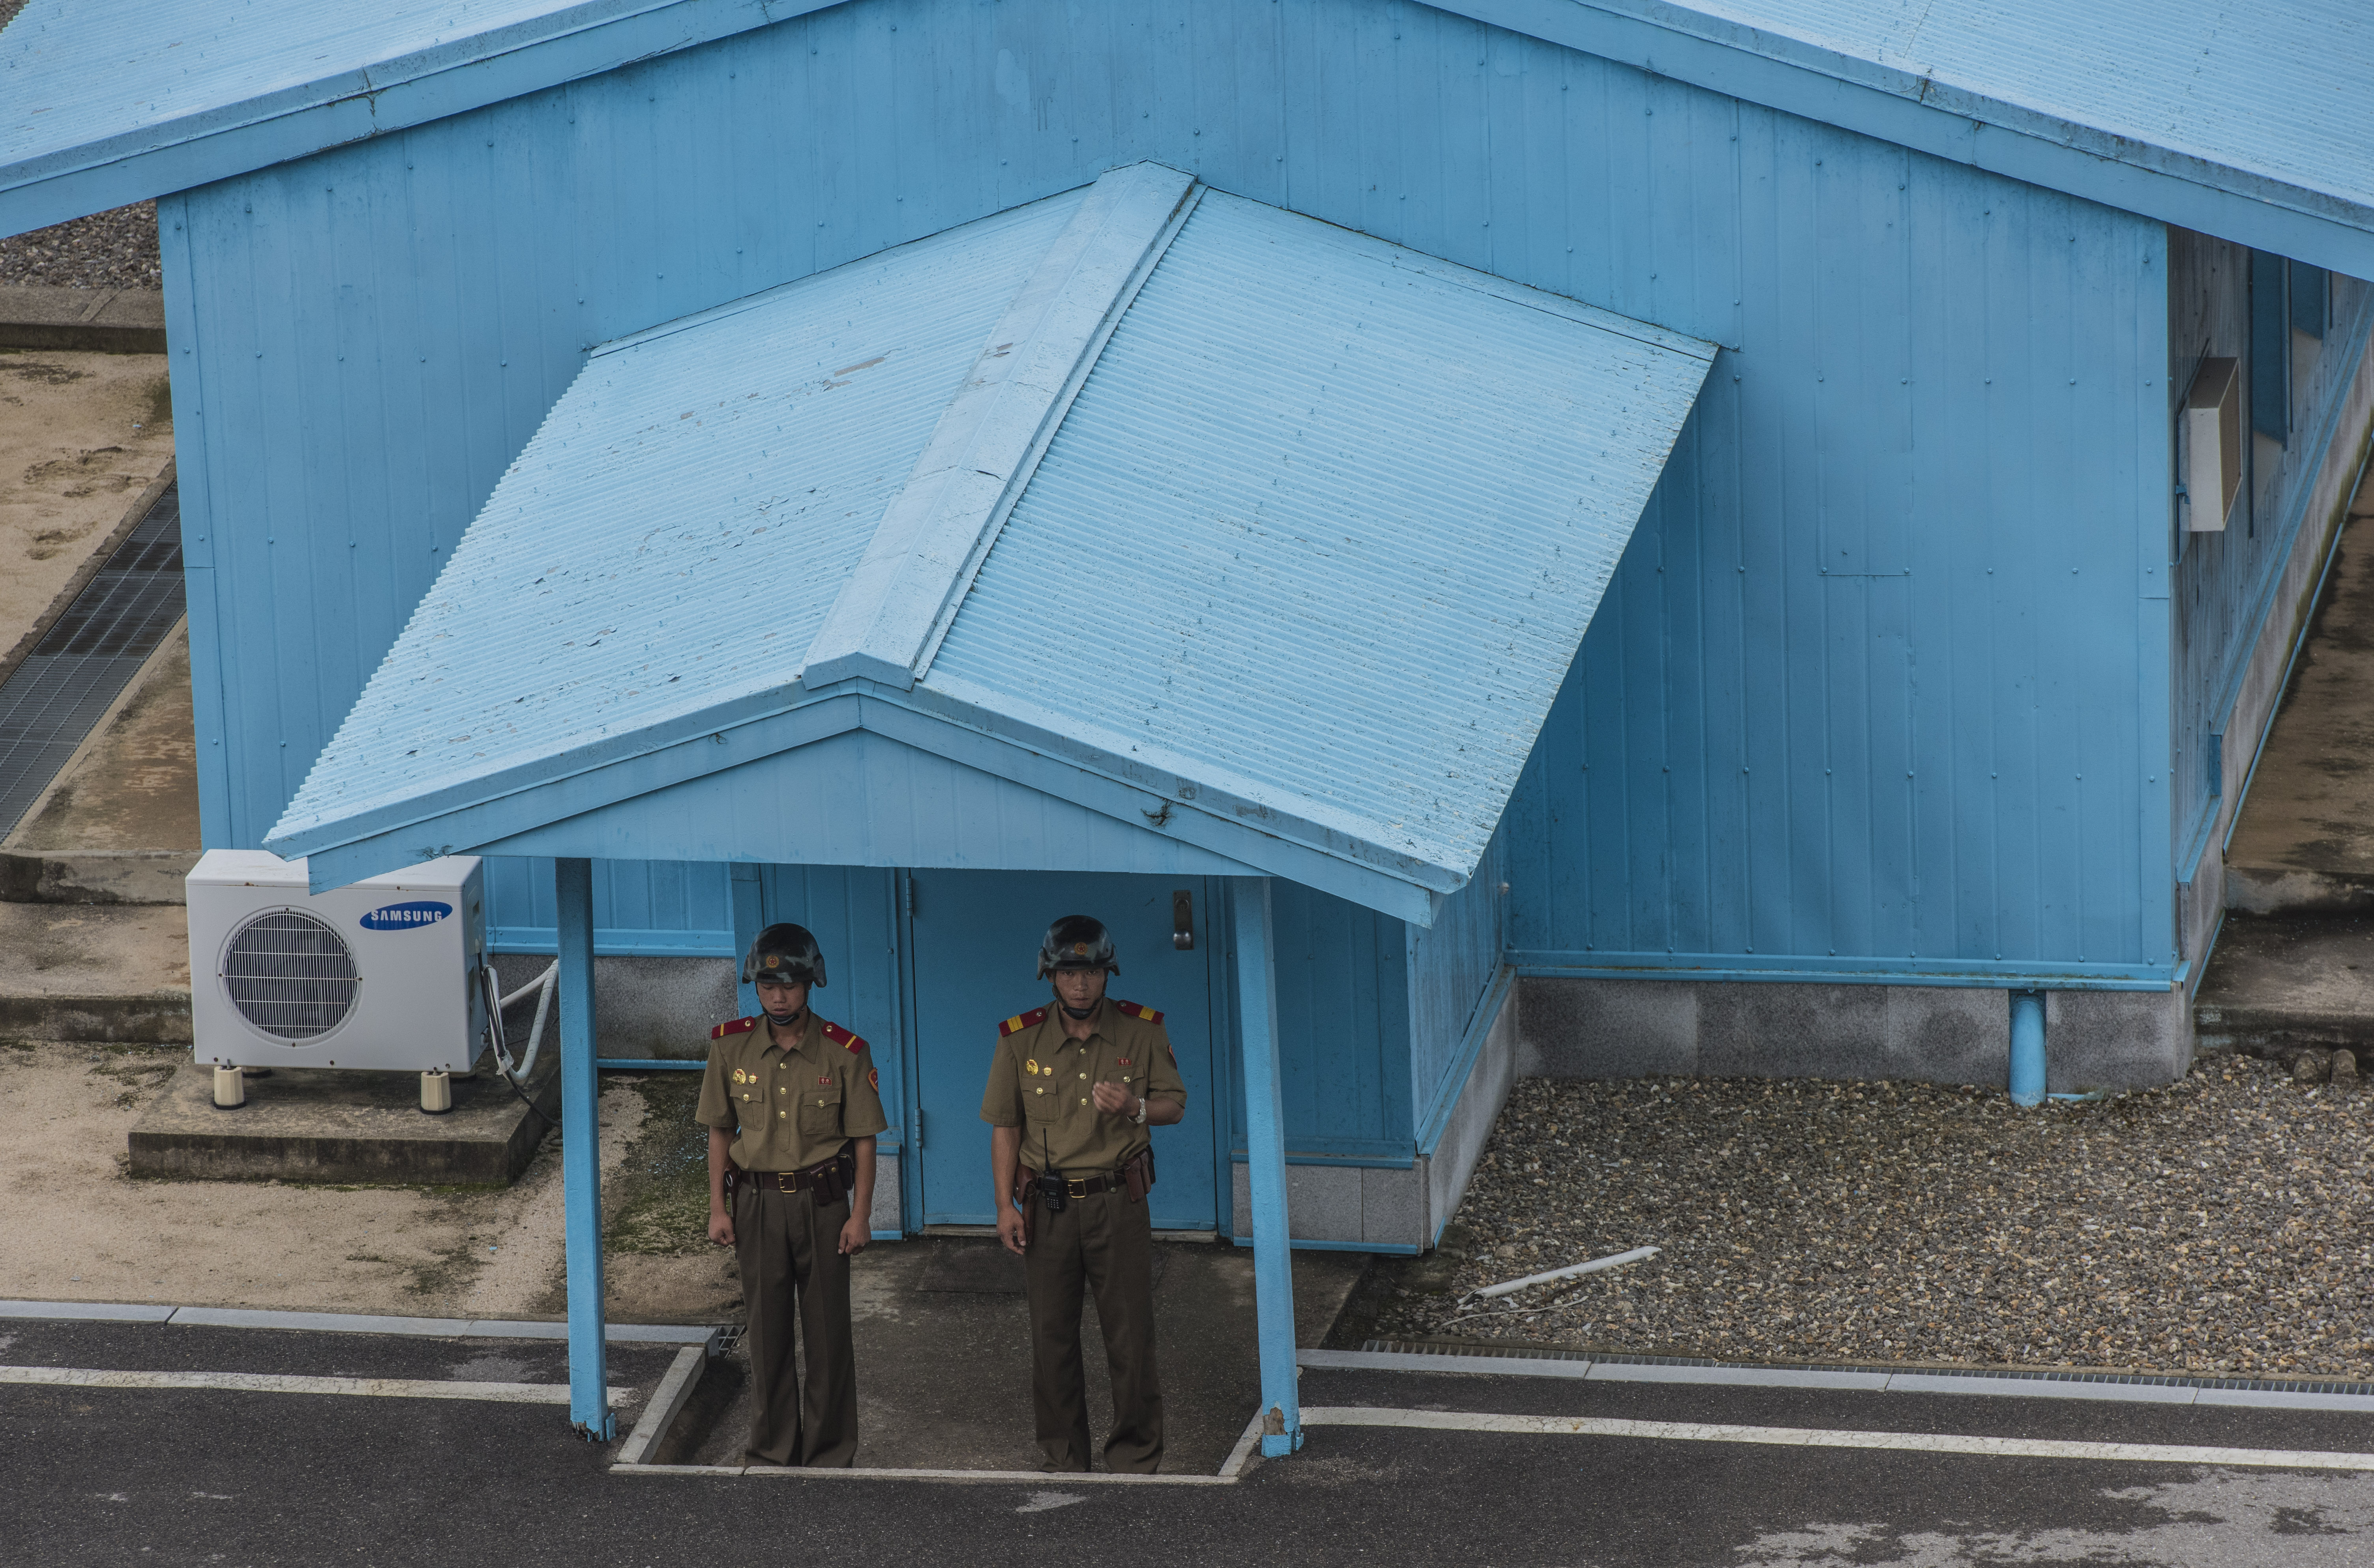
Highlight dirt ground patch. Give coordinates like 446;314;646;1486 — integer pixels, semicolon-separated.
1370;1058;2374;1380
0;1041;720;1321
0;348;172;654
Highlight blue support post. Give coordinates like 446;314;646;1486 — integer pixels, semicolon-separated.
1229;876;1301;1457
728;861;763;1019
2009;991;2046;1108
556;856;613;1440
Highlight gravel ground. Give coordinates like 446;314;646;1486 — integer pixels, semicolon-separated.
0;203;162;290
1375;1056;2374;1380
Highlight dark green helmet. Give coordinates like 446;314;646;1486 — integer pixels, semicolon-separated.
743;923;826;989
1037;914;1119;979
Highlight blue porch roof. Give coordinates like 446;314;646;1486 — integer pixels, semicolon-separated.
7;0;2374;274
263;165;1718;922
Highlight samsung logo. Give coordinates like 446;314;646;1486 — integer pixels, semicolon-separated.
361;900;452;931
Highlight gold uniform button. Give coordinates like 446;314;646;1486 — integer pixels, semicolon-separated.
1079;1072;1087;1080
778;1110;787;1119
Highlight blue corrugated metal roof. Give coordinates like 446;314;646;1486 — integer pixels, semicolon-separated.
1687;0;2368;210
929;190;1704;880
268;168;1715;919
8;0;2374;272
267;188;1082;845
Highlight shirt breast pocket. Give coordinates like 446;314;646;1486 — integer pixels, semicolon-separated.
799;1081;844;1136
1023;1077;1061;1123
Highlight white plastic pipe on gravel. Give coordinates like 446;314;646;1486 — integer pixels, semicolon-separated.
1475;1245;1660;1299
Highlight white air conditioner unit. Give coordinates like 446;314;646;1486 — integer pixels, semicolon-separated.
187;850;487;1072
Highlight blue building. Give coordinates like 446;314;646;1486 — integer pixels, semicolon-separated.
9;5;2374;1438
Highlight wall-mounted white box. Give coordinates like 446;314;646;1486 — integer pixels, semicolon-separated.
2185;356;2240;531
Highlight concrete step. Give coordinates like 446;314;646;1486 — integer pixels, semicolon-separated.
0;284;167;353
0;849;198;905
0;899;189;1041
2193;910;2374;1055
128;1059;557;1186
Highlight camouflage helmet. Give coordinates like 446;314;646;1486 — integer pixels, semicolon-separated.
1037;914;1119;979
742;922;826;989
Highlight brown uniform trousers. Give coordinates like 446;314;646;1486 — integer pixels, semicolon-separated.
734;1180;858;1467
1026;1184;1162;1473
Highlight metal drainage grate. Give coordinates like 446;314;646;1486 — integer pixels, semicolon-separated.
221;910;362;1040
0;482;186;839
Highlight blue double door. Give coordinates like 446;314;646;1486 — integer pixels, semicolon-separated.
909;870;1223;1231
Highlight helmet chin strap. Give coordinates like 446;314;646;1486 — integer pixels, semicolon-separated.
764;1003;808;1028
1059;1002;1097;1020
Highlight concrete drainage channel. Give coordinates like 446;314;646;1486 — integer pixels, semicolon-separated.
0;479;186;840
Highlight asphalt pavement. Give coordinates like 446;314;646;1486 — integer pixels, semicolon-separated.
8;1320;2374;1566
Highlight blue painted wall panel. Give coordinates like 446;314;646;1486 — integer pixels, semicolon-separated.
167;0;2194;976
484;856;732;953
1504;112;2172;979
757;864;905;1142
1222;879;1413;1161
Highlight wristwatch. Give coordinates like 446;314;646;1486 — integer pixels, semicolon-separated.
1132;1094;1149;1126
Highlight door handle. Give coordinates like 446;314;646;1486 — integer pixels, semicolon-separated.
1172;889;1194;950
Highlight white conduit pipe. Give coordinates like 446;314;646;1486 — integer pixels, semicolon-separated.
486;961;559;1087
1473;1245;1661;1300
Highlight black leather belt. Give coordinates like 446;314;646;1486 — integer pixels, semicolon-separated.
1025;1167;1122;1199
746;1169;824;1193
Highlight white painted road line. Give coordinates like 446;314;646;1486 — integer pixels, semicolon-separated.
0;1365;641;1407
1300;1406;2374;1471
0;1299;718;1344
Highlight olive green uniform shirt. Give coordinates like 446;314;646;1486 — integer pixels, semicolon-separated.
698;1011;889;1171
980;997;1187;1172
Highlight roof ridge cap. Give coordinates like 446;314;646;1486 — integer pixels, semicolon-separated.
800;161;1200;692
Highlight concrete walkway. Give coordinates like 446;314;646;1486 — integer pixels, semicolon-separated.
670;1236;1364;1473
2227;510;2374;915
2201;481;2374;1056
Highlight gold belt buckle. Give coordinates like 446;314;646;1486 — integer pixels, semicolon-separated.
1066;1177;1090;1197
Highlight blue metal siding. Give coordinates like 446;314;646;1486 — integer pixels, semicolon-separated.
1407;823;1506;1119
1496;86;2171;980
174;0;2168;968
483;856;731;954
1224;878;1413;1162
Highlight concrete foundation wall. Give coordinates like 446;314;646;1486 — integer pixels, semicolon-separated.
1518;975;2189;1092
486;953;735;1060
1227;976;1525;1252
1424;978;1521;1247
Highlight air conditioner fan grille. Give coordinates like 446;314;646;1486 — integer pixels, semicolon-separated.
222;910;360;1040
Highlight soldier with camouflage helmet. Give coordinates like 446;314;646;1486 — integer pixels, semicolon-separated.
982;914;1186;1472
699;921;886;1467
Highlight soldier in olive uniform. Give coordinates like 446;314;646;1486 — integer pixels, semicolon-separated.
699;922;887;1467
983;915;1186;1473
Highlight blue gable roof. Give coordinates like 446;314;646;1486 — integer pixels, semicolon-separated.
262;166;1718;920
7;0;2374;274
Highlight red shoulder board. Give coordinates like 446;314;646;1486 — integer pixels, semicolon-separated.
821;1019;867;1054
710;1016;760;1040
999;1005;1050;1038
1111;1000;1164;1025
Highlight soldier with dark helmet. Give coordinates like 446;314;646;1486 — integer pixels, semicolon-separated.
982;914;1186;1473
699;922;886;1467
